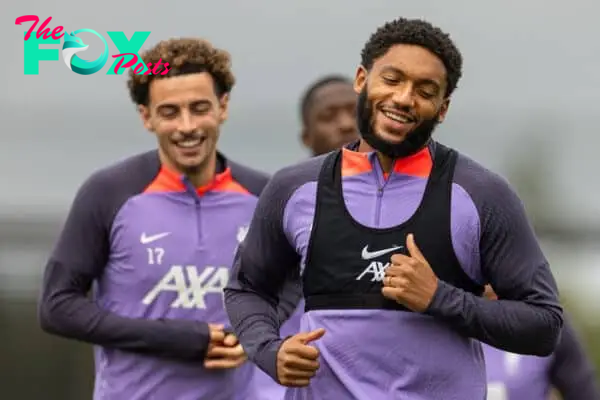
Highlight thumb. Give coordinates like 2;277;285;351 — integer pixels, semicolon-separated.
208;324;225;331
208;324;225;340
298;328;326;344
223;333;238;346
406;233;425;262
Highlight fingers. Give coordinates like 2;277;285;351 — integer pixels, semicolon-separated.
208;324;224;331
298;328;326;344
223;333;238;346
208;324;225;342
389;234;425;267
483;285;498;300
279;353;320;376
277;331;324;387
204;338;247;369
385;261;414;281
204;353;247;369
287;343;320;360
382;275;409;289
285;329;325;360
389;253;418;269
206;344;245;359
381;286;403;300
277;352;319;387
389;252;412;265
406;233;425;261
279;377;313;387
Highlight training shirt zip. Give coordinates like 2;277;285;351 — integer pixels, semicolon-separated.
372;156;395;228
183;178;203;245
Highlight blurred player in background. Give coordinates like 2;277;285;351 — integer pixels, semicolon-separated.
483;286;600;400
37;37;296;400
249;74;358;399
299;75;359;157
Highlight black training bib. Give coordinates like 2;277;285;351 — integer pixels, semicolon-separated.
303;143;483;312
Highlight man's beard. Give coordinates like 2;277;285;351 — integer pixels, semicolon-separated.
356;86;440;159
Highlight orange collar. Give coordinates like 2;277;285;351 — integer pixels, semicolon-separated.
341;144;433;178
145;164;234;195
143;152;248;195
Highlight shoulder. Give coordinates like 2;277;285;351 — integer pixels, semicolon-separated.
81;150;160;194
449;148;542;262
73;150;161;220
250;154;325;227
227;156;271;197
265;154;326;203
451;148;524;219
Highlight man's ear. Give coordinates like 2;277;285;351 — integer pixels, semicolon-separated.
437;98;450;123
138;105;153;131
301;128;311;149
353;65;367;94
218;93;230;123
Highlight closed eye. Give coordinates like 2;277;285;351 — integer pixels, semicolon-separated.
418;89;435;99
382;76;400;85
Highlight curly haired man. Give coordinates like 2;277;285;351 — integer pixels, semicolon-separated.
224;18;564;399
38;37;297;400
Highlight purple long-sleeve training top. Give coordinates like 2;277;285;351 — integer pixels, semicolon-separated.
224;140;564;399
37;150;298;400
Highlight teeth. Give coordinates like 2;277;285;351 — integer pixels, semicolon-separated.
383;111;411;123
178;138;202;148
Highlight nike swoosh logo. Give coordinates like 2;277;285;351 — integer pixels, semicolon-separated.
140;232;171;244
361;245;404;260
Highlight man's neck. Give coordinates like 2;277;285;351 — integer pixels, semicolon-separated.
185;160;216;188
357;140;394;173
159;150;218;188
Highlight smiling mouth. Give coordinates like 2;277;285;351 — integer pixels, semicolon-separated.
174;136;206;149
381;109;416;124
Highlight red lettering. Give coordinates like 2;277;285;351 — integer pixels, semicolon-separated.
51;26;64;40
112;53;139;74
160;63;171;75
36;17;52;39
15;15;39;41
111;56;170;76
143;63;153;75
146;59;171;76
133;62;145;75
15;15;64;41
151;58;164;75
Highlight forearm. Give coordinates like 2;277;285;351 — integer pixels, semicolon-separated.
224;286;283;380
426;281;563;356
275;271;303;325
39;261;210;360
222;167;307;380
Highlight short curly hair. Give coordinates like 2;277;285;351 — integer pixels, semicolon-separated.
360;18;463;97
127;37;236;106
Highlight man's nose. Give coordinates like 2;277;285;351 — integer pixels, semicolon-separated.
391;83;416;109
177;110;195;134
338;111;357;135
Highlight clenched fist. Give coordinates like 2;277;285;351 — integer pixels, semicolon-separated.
277;328;325;387
382;233;439;312
204;324;247;369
